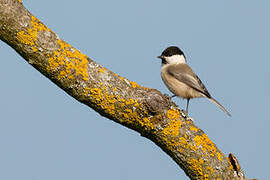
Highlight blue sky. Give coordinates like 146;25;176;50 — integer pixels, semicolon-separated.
0;1;269;179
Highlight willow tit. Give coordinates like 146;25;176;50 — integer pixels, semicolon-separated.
157;46;231;116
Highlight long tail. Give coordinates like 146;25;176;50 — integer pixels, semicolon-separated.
209;98;231;117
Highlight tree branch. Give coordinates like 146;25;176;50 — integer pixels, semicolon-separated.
0;1;250;179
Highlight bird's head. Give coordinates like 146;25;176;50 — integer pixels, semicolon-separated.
157;46;186;65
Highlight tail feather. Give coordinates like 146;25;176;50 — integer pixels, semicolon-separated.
209;98;231;117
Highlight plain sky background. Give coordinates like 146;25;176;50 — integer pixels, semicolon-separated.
0;0;269;179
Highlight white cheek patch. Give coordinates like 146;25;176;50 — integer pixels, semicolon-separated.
166;55;186;64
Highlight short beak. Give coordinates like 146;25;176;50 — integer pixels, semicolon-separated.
157;55;163;59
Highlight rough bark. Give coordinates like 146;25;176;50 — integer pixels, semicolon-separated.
0;0;252;179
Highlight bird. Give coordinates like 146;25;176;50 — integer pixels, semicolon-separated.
157;46;231;116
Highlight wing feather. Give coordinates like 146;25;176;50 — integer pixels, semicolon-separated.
167;64;211;98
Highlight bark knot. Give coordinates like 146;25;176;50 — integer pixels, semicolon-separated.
143;89;171;114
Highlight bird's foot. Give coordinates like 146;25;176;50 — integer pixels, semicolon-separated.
164;94;172;100
181;110;194;122
171;95;177;98
164;94;177;101
181;110;188;118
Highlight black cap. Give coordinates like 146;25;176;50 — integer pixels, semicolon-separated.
160;46;184;57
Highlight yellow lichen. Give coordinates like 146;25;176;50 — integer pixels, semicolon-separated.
190;125;199;132
163;119;181;137
160;108;183;149
106;104;115;115
17;31;35;46
31;47;38;52
17;16;50;48
188;158;214;179
31;16;49;32
119;76;125;81
216;152;222;161
82;80;155;133
167;108;180;120
188;158;204;177
204;174;209;180
170;139;182;148
130;81;140;88
47;39;89;81
88;87;116;115
206;166;214;175
119;99;154;130
90;88;103;101
190;144;198;152
179;137;187;147
194;134;217;156
126;99;136;105
121;108;141;124
86;85;155;130
138;117;155;130
99;68;105;73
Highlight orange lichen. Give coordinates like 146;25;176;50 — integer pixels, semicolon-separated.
194;134;217;157
47;39;89;81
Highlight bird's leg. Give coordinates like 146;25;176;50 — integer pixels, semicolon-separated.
185;99;190;116
185;99;194;121
171;95;177;98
